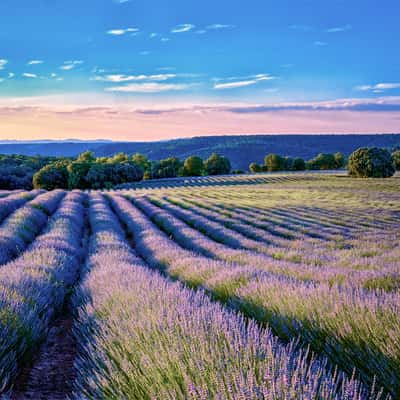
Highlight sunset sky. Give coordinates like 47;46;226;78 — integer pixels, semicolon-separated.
0;0;399;141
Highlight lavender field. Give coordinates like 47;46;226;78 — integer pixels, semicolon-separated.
0;173;399;399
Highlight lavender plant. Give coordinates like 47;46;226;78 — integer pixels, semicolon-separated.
72;193;376;399
109;193;399;396
0;191;85;391
0;190;66;265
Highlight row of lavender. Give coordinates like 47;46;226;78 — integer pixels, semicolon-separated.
0;190;66;265
0;191;39;224
142;192;400;289
0;191;85;392
110;193;400;397
115;172;318;190
0;185;396;397
71;192;376;399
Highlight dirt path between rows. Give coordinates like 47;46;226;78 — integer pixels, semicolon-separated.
10;315;77;400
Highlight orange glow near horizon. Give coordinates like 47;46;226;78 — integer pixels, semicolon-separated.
0;106;399;141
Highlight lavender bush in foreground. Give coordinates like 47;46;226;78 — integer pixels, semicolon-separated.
109;194;397;397
72;193;376;399
0;191;85;391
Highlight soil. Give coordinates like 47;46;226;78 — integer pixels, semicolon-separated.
10;316;76;400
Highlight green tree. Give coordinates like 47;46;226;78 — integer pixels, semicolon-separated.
307;153;337;170
108;152;129;163
85;163;113;189
183;156;204;176
249;162;262;173
284;157;295;171
85;161;144;189
348;147;395;178
113;162;144;183
334;152;346;169
264;153;286;172
132;153;151;172
293;158;306;171
67;162;92;189
77;151;96;163
392;150;400;171
151;157;183;179
33;161;70;190
204;153;231;175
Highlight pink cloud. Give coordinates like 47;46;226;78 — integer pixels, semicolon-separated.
0;98;399;141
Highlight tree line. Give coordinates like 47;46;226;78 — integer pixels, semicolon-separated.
0;147;398;190
32;152;232;190
249;152;346;173
0;154;59;190
250;148;399;177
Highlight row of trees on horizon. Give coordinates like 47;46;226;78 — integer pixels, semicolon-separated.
0;147;399;190
249;152;346;173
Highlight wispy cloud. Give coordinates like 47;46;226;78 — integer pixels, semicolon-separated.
314;41;327;46
0;59;8;70
355;83;400;92
113;0;130;3
93;74;176;82
326;24;352;33
22;73;37;78
214;74;276;90
214;80;257;89
171;24;195;33
107;27;139;36
225;98;400;113
50;73;63;81
1;97;399;139
27;60;44;65
8;72;14;78
60;60;84;71
194;24;236;34
105;82;193;93
206;24;235;30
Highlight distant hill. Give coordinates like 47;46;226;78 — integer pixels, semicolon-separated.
1;134;399;170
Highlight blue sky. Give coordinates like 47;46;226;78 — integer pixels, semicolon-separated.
0;0;399;139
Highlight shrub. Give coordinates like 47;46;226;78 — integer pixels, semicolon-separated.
183;156;204;176
33;161;69;190
348;147;395;178
204;153;231;175
264;153;286;172
113;162;144;183
334;152;346;169
249;163;263;173
151;157;183;179
293;158;306;171
131;153;151;173
307;153;337;170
